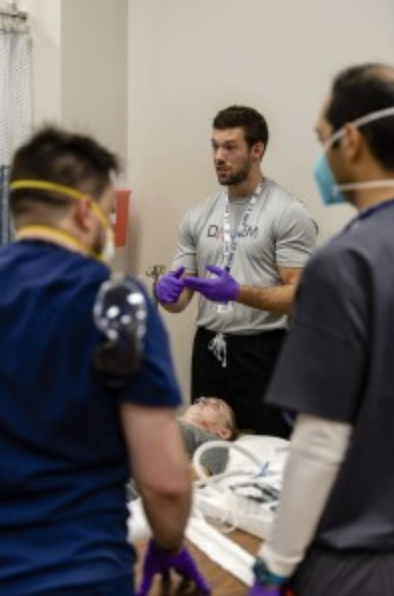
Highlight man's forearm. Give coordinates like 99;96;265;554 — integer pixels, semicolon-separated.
237;284;296;315
121;403;193;552
258;414;352;577
139;486;191;551
163;284;294;314
156;287;193;313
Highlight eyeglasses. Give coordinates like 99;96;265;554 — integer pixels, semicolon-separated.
194;397;227;411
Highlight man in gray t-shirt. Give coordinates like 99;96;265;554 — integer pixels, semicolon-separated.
155;105;317;435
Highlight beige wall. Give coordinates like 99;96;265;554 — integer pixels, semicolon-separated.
61;0;128;161
128;0;394;399
27;0;61;124
26;0;130;270
28;0;128;154
25;0;394;400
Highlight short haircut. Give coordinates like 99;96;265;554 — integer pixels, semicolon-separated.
326;63;394;171
9;126;120;216
213;105;269;150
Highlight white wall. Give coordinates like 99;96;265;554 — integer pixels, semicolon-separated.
128;0;394;399
23;0;394;399
26;0;130;269
26;0;61;124
61;0;128;161
27;0;128;158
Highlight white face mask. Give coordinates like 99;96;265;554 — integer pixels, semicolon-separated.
316;106;394;205
102;228;116;262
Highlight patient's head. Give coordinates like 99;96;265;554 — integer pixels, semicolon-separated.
181;397;237;440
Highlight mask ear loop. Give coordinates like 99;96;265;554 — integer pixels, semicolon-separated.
335;180;394;193
324;106;394;152
10;179;112;261
90;200;110;230
323;127;345;152
350;106;394;128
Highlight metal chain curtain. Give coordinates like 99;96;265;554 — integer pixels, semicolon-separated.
0;10;31;244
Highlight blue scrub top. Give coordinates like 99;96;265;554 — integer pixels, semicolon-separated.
0;239;182;595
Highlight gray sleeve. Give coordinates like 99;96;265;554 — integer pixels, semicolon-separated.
171;210;198;274
201;445;229;475
258;414;351;577
179;425;195;459
275;201;318;267
179;421;229;475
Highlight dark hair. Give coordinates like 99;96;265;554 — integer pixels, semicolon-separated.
9;126;120;215
326;63;394;170
213;105;269;150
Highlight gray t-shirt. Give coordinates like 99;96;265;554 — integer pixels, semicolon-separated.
172;178;317;334
178;419;229;475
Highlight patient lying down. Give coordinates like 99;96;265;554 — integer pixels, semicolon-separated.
178;397;238;476
127;397;237;499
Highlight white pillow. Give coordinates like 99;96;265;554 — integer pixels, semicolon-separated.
192;435;290;540
192;434;289;480
227;434;289;477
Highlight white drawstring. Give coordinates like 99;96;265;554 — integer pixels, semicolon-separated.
208;332;227;367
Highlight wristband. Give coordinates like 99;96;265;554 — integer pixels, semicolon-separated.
252;558;287;587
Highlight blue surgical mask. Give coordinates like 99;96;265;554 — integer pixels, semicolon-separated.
314;153;346;205
314;106;394;206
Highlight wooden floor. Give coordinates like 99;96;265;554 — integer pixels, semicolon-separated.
134;528;260;596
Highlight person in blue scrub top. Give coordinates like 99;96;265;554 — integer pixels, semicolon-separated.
247;63;394;596
1;126;210;596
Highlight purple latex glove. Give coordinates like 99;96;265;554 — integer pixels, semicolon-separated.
137;539;211;596
183;264;239;302
154;267;185;305
247;581;293;596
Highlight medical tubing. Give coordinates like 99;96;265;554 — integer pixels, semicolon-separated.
193;440;269;481
192;441;273;533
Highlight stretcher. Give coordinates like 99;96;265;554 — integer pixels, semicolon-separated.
128;435;289;586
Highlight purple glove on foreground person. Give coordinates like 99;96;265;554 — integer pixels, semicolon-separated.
247;581;294;596
154;267;185;304
247;558;293;596
183;265;239;302
136;539;211;596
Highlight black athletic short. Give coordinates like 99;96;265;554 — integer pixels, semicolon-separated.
191;326;291;437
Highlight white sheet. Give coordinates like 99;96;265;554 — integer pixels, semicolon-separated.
127;435;289;585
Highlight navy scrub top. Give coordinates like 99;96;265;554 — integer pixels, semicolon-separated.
0;239;182;594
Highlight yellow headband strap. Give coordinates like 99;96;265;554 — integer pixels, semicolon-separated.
9;179;108;228
15;224;106;264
